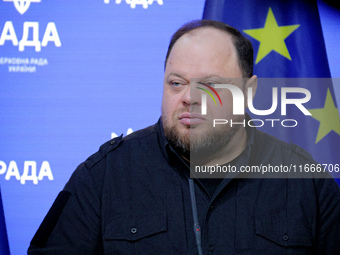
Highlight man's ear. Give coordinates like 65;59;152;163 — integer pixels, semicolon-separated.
245;75;257;108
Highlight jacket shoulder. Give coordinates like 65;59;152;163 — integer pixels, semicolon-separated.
84;123;158;170
84;135;124;170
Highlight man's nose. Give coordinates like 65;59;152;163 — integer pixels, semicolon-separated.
182;83;201;106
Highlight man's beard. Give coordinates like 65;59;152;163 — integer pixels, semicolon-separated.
162;108;242;159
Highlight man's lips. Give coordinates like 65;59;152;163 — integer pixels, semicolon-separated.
179;112;206;125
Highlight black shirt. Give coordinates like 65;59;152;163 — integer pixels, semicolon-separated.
199;155;240;197
29;118;340;255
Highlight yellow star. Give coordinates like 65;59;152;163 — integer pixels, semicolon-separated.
308;88;340;144
243;8;300;64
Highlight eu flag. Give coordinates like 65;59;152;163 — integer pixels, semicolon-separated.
203;0;340;183
0;187;10;255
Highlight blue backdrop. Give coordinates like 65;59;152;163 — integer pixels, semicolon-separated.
0;1;339;254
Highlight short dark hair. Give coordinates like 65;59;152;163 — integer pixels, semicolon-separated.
164;20;254;78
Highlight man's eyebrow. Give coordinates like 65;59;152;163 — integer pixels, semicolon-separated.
199;74;224;79
167;73;186;80
167;73;225;80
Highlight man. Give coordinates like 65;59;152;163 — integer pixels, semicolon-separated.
28;20;340;254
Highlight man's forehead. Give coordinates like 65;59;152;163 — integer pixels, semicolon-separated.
181;26;233;41
165;26;242;78
169;26;236;60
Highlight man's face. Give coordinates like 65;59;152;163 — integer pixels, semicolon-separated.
162;27;250;155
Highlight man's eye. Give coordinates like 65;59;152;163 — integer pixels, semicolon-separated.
171;82;182;87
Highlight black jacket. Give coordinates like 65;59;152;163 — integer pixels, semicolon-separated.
28;119;340;255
